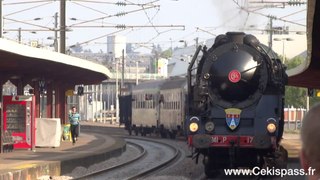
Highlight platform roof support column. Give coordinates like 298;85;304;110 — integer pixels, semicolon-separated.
33;81;40;118
46;83;53;118
55;83;67;124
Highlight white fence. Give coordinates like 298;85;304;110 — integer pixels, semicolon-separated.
284;107;306;130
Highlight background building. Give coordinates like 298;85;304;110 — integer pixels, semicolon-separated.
107;35;127;59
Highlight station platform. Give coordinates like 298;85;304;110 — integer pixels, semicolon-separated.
281;133;301;159
0;122;126;180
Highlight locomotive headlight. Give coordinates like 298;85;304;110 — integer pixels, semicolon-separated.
266;118;277;134
189;116;200;133
189;122;199;132
267;123;276;133
205;121;215;132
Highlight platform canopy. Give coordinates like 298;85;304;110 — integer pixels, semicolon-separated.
287;0;320;89
0;38;111;86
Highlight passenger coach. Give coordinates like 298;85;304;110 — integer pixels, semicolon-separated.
120;76;187;138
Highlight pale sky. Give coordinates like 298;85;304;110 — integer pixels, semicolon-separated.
2;0;307;53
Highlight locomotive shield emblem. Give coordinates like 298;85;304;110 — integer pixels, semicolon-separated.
225;108;242;130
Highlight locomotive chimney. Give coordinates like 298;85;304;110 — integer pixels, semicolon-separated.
226;32;245;44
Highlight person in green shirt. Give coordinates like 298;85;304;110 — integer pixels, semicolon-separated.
69;106;80;145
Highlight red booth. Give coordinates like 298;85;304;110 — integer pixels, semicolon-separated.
2;95;36;150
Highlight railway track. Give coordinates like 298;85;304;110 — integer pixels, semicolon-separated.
74;137;180;180
69;124;303;180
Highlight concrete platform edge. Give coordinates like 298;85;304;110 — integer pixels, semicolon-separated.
0;129;126;180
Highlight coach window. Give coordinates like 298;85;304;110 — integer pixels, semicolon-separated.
165;97;168;109
138;94;141;109
136;95;139;109
132;95;135;109
138;94;140;109
141;94;144;109
151;96;154;109
141;94;143;109
165;95;168;109
136;94;140;109
136;94;138;109
152;98;155;109
136;95;138;109
142;97;145;108
146;97;148;109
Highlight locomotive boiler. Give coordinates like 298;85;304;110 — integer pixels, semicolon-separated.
186;32;288;177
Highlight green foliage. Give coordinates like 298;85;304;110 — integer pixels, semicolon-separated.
285;86;320;108
283;55;320;108
285;86;306;108
285;56;303;70
160;48;172;59
309;93;320;107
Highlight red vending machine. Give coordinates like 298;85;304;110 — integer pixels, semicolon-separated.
2;95;36;150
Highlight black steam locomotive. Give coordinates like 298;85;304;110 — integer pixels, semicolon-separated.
186;32;288;177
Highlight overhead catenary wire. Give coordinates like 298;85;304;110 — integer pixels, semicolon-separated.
4;1;53;16
141;3;161;34
70;1;109;16
4;17;54;30
68;5;158;27
3;0;52;6
68;28;128;48
72;0;159;7
235;0;307;27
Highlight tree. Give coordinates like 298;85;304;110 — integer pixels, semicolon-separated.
285;56;304;70
160;48;172;59
285;86;306;108
151;44;162;55
283;54;320;109
150;44;162;73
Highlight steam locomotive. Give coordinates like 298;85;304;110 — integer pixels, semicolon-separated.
185;32;288;177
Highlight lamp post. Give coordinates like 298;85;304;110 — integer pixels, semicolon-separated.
135;61;143;85
273;37;294;63
116;57;119;123
136;61;139;85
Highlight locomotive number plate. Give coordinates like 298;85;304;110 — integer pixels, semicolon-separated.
210;135;254;147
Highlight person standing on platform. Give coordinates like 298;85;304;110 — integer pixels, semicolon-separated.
69;106;80;145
